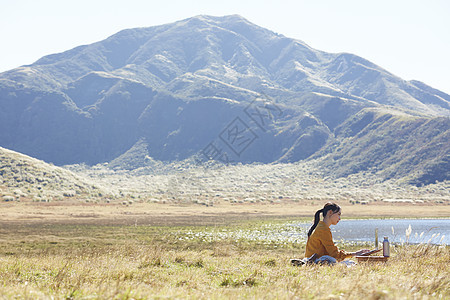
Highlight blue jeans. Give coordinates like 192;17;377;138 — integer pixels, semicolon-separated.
315;255;357;266
315;255;337;265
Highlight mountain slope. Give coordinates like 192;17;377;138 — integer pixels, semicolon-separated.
0;147;102;201
316;108;450;185
0;15;449;184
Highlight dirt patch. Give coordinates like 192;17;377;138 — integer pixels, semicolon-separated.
0;201;449;226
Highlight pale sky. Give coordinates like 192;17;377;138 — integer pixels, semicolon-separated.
1;0;449;95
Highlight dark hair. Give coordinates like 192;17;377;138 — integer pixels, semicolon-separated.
307;202;341;237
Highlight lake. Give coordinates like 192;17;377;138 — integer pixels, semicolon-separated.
182;218;449;246
294;218;449;245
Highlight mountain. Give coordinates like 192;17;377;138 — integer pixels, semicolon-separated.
0;15;449;184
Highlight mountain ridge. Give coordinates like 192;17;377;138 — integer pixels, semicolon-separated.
3;15;448;115
0;14;449;184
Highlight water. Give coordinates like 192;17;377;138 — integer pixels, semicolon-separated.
294;219;450;245
181;219;449;246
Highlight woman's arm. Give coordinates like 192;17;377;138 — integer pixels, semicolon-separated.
320;228;351;261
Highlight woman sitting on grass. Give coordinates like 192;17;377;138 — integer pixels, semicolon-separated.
296;202;370;265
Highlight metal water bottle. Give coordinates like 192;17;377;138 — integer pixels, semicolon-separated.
383;236;390;257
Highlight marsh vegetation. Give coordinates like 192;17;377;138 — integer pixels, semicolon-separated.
0;219;448;299
1;147;449;299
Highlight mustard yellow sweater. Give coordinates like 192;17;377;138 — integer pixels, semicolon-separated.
305;221;352;261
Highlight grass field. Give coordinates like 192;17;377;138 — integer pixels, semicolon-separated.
0;202;449;299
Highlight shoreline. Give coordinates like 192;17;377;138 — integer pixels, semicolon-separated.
1;201;449;226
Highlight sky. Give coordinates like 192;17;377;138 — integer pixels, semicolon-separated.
1;0;449;94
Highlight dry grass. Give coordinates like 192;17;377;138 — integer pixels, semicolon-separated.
2;145;449;207
0;218;448;299
0;147;102;202
65;161;450;206
1;202;450;227
1;147;449;298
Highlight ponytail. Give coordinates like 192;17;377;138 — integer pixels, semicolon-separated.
307;209;323;237
307;202;341;237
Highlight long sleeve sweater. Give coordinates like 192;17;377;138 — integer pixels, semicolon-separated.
305;221;352;261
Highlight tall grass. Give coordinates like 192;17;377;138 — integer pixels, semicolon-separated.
0;222;448;299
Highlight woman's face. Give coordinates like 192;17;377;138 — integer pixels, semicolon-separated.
329;209;341;225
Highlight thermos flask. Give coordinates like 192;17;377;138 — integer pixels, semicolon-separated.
383;236;390;257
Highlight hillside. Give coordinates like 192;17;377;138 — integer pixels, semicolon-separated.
0;147;102;202
316;108;450;185
0;15;449;185
2;145;449;205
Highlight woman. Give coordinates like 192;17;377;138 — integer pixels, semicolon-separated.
302;202;369;265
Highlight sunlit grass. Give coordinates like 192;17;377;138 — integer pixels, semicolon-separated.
0;222;448;299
